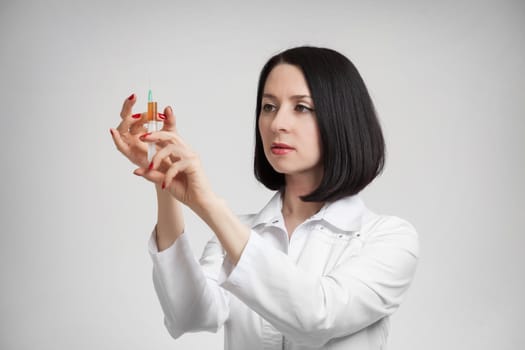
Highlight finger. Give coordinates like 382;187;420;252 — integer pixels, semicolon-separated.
148;143;191;170
139;129;187;147
120;93;137;119
133;167;165;184
116;111;144;134
148;144;178;171
116;119;131;135
110;128;131;155
134;111;168;137
164;159;190;189
129;114;148;135
161;106;177;132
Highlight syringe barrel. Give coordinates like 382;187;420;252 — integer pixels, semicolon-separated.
147;101;157;121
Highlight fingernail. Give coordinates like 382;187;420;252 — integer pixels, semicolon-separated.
158;113;166;120
132;113;141;119
167;106;173;113
127;93;135;101
109;129;114;136
140;132;152;140
161;182;165;190
148;162;154;170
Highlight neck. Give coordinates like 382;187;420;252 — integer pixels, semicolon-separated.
281;173;324;221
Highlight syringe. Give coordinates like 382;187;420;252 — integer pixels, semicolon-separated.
146;89;158;162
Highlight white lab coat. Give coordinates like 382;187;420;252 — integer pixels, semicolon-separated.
149;192;419;349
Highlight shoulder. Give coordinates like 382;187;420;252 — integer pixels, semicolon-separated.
360;212;420;258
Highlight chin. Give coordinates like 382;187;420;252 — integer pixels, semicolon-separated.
270;164;306;176
269;161;323;179
269;165;288;174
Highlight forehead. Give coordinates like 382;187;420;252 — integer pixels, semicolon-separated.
263;63;311;96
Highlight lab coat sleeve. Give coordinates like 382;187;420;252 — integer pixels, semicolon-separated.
219;216;419;347
149;227;229;339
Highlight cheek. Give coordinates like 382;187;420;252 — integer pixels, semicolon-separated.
258;118;270;141
306;123;322;146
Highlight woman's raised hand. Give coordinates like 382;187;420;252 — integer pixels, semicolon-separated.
110;94;150;168
132;105;215;211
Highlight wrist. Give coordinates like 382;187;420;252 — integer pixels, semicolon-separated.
155;183;178;206
192;192;223;219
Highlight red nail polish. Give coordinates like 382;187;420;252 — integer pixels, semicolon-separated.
127;93;135;101
148;162;154;170
158;113;166;120
109;129;114;136
140;132;152;140
161;182;165;190
132;113;141;119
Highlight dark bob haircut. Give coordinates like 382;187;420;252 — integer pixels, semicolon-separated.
254;46;385;202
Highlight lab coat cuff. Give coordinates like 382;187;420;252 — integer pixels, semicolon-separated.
148;226;190;265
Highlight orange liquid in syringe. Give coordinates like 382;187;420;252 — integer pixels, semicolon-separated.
147;101;157;121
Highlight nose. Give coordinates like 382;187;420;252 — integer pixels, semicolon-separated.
270;107;292;133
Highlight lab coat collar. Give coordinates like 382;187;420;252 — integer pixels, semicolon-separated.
251;191;367;232
250;192;283;228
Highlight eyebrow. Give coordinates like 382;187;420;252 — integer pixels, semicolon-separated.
262;93;313;100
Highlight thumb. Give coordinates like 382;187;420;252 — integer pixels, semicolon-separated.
161;106;177;132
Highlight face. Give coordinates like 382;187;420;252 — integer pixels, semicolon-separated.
258;63;323;179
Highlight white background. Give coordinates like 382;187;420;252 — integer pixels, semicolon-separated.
0;0;523;349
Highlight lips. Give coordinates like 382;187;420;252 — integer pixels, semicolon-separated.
271;142;293;149
271;142;294;155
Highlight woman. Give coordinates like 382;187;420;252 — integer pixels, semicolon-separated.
110;46;419;350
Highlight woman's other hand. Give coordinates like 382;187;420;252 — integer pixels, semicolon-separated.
133;106;215;211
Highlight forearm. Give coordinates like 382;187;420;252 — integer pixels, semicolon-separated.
155;183;184;251
194;195;250;265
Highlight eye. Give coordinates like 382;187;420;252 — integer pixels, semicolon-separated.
295;104;314;113
262;103;277;113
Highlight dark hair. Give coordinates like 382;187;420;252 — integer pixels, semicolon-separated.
254;46;385;202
